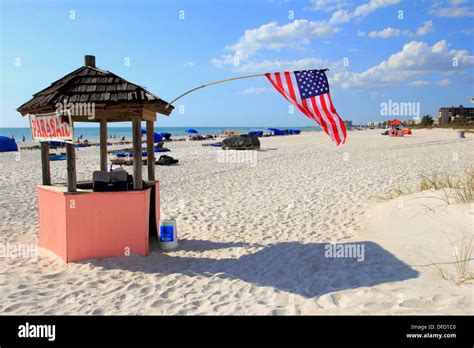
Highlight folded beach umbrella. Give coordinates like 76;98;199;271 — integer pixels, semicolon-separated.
268;128;286;135
288;129;301;134
248;130;263;136
0;136;18;152
186;128;198;134
153;132;163;143
141;129;162;143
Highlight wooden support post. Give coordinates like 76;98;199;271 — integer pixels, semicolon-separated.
100;118;107;171
66;143;77;192
132;117;143;190
40;142;51;185
146;120;155;181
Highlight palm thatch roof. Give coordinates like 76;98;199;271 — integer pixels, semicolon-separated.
17;57;173;121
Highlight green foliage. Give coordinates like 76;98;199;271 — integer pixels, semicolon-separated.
421;115;434;126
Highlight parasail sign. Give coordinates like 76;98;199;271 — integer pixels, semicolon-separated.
29;111;74;143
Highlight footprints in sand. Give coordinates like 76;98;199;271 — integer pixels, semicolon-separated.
1;131;473;314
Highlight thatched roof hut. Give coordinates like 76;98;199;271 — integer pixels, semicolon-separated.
17;55;172;120
17;55;173;191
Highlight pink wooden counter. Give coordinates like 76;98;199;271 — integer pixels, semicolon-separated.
37;182;160;262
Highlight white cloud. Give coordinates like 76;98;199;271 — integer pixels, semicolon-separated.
212;0;400;70
236;57;328;73
237;87;272;95
415;20;434;36
368;27;402;38
183;61;195;67
461;27;474;35
408;78;452;87
332;40;474;89
310;0;349;12
367;20;433;39
409;80;430;87
436;78;452;86
329;0;400;24
211;20;339;69
429;0;474;17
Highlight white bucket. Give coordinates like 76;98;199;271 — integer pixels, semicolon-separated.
159;219;178;251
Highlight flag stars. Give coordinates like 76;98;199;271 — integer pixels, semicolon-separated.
294;70;329;99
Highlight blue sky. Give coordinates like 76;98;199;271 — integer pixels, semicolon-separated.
1;0;473;128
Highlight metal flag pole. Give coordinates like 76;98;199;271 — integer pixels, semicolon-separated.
166;73;266;108
165;69;330;108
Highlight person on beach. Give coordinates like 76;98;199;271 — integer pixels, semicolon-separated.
11;135;15;141
22;135;25;142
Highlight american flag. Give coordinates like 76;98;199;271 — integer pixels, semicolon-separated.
265;69;346;146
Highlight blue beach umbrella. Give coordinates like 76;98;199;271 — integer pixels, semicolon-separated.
186;128;198;134
288;129;301;134
268;128;286;135
248;130;263;136
141;129;163;143
160;132;172;140
0;136;18;152
153;132;162;143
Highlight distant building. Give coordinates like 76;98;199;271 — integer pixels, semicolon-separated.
367;121;389;128
344;120;353;129
368;117;420;127
412;116;422;125
438;105;474;125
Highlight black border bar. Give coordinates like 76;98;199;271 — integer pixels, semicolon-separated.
0;315;472;346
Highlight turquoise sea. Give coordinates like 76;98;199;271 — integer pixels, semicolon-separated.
0;126;321;142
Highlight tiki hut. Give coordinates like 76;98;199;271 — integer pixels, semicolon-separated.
16;55;173;262
17;55;173;191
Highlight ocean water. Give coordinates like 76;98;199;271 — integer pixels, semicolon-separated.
0;126;320;142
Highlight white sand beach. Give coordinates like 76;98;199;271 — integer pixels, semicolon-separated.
0;129;473;315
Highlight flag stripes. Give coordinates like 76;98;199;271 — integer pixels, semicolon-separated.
265;70;346;146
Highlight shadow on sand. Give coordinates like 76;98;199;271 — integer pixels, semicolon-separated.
90;240;419;298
